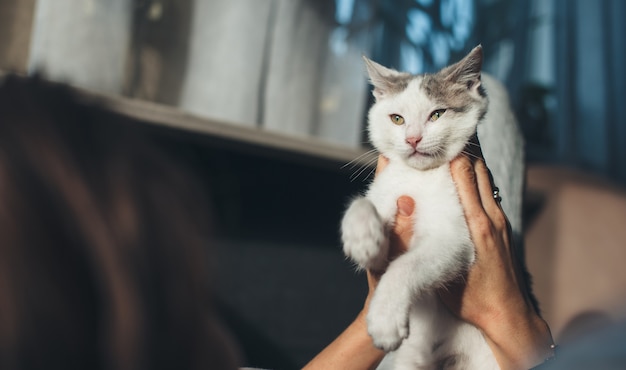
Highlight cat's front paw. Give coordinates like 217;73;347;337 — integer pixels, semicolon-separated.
341;197;389;271
366;288;409;352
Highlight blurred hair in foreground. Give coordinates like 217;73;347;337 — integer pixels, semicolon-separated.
0;75;238;370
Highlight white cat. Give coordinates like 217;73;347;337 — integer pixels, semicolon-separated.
341;45;502;370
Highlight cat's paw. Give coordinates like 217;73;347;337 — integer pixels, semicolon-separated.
366;289;409;352
341;197;389;271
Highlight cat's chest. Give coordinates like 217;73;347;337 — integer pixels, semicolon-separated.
365;162;461;222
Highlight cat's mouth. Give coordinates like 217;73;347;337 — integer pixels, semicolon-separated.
409;149;435;158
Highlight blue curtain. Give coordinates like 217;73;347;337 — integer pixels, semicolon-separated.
553;0;626;184
341;0;626;185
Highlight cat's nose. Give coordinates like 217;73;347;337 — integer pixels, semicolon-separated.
406;136;422;149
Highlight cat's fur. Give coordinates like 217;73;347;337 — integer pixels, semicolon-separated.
341;46;502;370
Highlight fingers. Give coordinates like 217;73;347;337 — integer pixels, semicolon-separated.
375;155;389;176
450;156;484;222
462;136;506;224
453;145;507;217
474;160;501;220
451;155;510;251
389;196;414;260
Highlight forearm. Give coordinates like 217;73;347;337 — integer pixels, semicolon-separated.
303;308;385;370
481;307;555;370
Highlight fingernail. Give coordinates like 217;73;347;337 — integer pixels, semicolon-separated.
397;196;415;216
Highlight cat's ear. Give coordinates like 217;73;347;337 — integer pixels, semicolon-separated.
441;45;483;94
363;56;409;101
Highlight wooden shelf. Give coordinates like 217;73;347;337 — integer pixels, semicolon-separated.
1;70;374;171
101;93;371;169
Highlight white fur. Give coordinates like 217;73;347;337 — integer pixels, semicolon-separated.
477;74;525;238
342;47;506;370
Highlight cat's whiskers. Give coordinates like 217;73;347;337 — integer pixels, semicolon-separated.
434;149;445;163
341;148;378;170
464;141;483;153
364;164;378;181
460;150;482;161
349;156;379;182
342;147;379;182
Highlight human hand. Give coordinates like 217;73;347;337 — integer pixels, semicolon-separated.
438;137;533;329
439;139;555;369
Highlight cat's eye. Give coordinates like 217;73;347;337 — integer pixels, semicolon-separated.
429;109;447;122
390;114;405;125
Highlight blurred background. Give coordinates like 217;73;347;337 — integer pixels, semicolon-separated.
1;0;625;368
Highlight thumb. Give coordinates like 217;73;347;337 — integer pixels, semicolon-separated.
397;196;414;217
389;196;415;259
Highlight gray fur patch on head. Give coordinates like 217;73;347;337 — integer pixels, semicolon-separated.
363;56;415;100
421;45;487;117
421;74;479;110
377;73;413;95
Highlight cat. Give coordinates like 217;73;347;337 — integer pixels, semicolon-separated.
341;45;502;370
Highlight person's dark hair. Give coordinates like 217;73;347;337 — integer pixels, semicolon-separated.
0;75;238;370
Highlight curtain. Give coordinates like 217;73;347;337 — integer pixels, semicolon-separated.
552;0;626;184
472;0;626;185
28;0;133;94
172;0;367;147
24;0;369;148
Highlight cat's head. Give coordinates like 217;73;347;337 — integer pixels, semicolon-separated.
364;45;488;170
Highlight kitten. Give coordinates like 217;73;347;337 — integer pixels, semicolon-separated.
341;45;501;370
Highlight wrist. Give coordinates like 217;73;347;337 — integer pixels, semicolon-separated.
480;307;555;370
